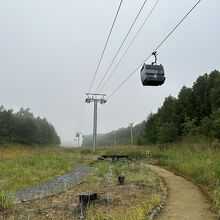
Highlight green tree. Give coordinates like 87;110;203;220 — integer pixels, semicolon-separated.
157;122;178;143
210;108;220;139
144;113;159;144
0;106;60;146
209;70;220;112
192;74;212;122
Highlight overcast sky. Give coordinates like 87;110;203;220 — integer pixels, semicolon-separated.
0;0;219;146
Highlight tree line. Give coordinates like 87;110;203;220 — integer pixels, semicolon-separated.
0;106;60;146
83;70;220;146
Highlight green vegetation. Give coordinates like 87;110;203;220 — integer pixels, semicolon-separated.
141;70;220;144
83;70;220;146
0;107;60;146
86;195;161;220
0;145;86;209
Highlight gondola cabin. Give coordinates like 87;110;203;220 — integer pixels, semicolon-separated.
141;63;165;86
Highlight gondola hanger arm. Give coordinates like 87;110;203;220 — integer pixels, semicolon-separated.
151;51;158;65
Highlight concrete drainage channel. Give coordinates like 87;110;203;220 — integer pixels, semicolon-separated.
16;157;168;219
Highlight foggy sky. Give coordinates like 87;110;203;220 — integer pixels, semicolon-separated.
0;0;219;146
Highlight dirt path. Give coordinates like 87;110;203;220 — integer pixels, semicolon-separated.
149;165;218;220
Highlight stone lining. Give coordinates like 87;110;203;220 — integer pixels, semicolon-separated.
16;164;90;202
148;171;168;219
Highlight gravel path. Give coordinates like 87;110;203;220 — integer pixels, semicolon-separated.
149;165;218;220
16;164;90;202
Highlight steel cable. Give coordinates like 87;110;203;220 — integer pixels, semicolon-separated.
94;0;150;93
87;0;124;93
107;0;202;101
98;0;160;93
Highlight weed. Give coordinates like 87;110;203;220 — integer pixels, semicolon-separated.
80;148;93;155
0;192;15;210
214;190;220;217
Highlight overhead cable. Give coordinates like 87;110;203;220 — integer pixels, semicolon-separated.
107;0;202;100
78;0;123;133
80;104;92;132
87;0;124;93
94;0;150;93
77;102;86;132
98;0;160;93
83;105;104;134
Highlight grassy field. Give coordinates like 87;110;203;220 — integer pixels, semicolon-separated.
0;145;92;208
1;143;220;218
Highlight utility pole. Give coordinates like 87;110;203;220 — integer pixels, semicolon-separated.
85;93;106;151
76;132;80;147
129;123;134;145
114;130;117;147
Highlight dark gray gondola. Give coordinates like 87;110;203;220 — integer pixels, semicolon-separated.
141;63;165;86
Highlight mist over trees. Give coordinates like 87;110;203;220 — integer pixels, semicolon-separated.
83;70;220;146
0;107;60;146
83;121;145;147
